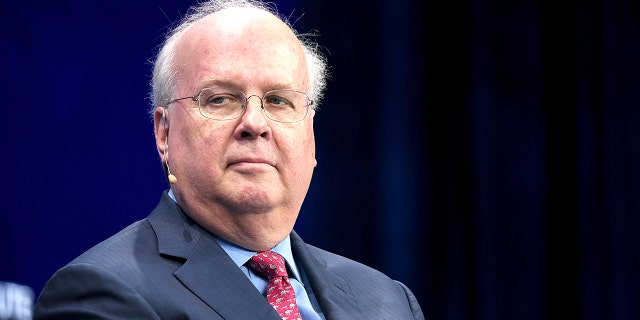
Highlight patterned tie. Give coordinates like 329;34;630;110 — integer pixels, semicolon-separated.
248;251;301;320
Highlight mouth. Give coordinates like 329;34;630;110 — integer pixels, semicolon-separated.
227;158;276;169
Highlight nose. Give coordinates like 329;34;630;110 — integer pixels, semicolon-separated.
236;95;270;139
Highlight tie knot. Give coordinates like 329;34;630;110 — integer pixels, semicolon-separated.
248;251;288;279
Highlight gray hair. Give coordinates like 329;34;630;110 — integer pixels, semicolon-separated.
149;0;328;115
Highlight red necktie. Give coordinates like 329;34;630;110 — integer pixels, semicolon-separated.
248;251;301;320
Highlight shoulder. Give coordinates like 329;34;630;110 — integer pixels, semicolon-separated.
303;243;396;284
66;191;183;272
291;232;389;281
292;235;424;319
34;219;164;319
305;244;378;271
294;237;402;293
48;217;172;290
69;219;156;269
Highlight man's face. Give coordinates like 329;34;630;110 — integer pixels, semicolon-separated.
154;8;316;249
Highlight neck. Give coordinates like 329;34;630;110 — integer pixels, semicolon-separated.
176;195;298;252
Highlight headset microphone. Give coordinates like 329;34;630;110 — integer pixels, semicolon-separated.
167;169;178;184
163;108;177;184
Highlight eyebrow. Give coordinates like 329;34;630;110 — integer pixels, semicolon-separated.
195;79;298;92
195;79;238;90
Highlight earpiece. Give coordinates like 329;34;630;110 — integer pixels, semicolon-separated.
162;108;177;184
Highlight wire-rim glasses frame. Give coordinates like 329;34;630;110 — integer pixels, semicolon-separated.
162;86;314;123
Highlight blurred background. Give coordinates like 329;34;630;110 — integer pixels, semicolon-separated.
1;0;639;319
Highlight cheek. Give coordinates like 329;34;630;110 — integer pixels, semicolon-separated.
171;116;227;168
287;127;316;173
287;125;314;155
304;135;316;165
305;123;316;158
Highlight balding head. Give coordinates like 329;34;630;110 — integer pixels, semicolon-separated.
150;0;328;113
170;7;309;98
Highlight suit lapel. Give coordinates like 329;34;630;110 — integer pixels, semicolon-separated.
173;235;280;320
148;192;280;320
148;192;365;319
290;232;365;320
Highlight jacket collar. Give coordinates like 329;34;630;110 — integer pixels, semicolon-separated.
147;191;281;320
147;191;363;319
290;231;365;320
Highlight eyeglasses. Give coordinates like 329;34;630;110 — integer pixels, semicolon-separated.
164;86;314;123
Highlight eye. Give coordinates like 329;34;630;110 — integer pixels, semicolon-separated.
201;92;241;107
195;87;247;120
264;94;294;108
206;94;229;104
211;96;226;104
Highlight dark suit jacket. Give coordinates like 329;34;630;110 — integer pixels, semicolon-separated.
34;191;424;319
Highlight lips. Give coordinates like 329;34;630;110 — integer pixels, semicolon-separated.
227;157;276;168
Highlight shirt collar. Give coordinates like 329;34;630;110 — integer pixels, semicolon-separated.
216;235;302;281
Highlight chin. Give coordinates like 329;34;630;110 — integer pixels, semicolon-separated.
228;187;278;213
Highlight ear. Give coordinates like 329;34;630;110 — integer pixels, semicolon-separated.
153;107;169;163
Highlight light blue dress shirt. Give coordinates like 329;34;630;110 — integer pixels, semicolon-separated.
168;190;324;319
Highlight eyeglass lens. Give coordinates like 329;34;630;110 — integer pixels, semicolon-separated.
197;87;310;122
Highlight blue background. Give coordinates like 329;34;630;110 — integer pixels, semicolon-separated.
2;0;640;319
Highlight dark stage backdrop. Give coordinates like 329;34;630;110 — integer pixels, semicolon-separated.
1;0;639;319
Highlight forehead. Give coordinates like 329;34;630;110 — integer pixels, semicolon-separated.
172;7;309;92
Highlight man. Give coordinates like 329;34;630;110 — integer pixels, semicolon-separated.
34;0;425;319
